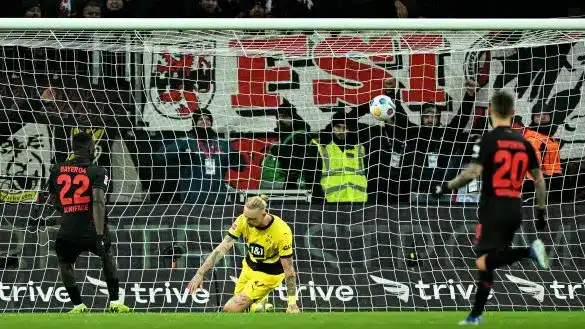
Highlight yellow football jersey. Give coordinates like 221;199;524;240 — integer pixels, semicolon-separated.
227;213;293;275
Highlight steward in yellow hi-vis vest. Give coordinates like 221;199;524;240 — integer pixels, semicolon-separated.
312;140;367;202
311;110;368;202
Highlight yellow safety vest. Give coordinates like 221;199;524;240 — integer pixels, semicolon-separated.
313;140;368;202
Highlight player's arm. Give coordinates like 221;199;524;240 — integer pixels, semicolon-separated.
45;167;58;207
281;256;299;312
93;188;106;236
195;235;236;278
92;168;109;237
527;141;548;230
92;168;110;260
447;163;483;191
188;217;243;293
531;167;547;210
279;228;299;313
434;137;483;196
187;235;236;293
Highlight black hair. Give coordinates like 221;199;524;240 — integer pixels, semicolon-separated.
490;90;515;119
192;109;213;127
72;132;94;157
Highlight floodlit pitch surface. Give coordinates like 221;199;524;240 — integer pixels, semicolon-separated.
1;312;584;329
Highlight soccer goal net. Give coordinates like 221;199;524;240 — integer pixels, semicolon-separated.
0;18;584;312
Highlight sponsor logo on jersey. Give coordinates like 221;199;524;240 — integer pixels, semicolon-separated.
248;243;265;259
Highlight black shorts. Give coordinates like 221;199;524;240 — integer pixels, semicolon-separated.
54;235;111;264
475;210;522;254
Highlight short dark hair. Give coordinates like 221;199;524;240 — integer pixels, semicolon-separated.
490;90;515;118
72;132;94;153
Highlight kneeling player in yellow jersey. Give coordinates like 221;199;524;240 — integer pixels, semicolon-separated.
187;195;300;313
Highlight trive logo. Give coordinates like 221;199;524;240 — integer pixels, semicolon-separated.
506;274;585;302
505;274;545;302
87;276;210;304
229;276;355;302
370;275;494;302
0;281;70;303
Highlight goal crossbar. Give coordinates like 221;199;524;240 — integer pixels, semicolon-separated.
2;18;585;31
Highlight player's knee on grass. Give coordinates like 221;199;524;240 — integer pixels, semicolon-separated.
476;255;487;271
58;262;76;287
223;293;252;313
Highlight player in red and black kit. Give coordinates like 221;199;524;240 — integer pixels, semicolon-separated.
47;132;130;313
433;90;548;325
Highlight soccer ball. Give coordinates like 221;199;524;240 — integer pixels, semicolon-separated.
369;95;396;121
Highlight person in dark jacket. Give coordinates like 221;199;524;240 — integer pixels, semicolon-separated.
156;110;243;204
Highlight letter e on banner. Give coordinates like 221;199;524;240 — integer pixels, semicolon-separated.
230;36;308;108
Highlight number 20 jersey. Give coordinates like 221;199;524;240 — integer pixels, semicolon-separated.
471;126;539;218
48;160;109;239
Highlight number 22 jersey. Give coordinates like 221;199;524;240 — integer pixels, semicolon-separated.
47;160;109;239
471;126;540;218
227;214;293;275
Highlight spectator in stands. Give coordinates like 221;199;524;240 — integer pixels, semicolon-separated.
103;0;135;17
366;77;413;203
23;0;42;17
402;80;477;198
514;112;585;203
186;0;227;17
43;0;79;17
268;0;310;17
303;110;368;203
218;0;245;17
568;0;585;16
260;99;312;190
247;1;266;17
155;110;243;204
80;0;103;17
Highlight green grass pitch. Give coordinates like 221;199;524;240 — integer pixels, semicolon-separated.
1;312;584;329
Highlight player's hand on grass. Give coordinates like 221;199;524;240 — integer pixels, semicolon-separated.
536;208;547;231
187;273;204;294
286;303;300;313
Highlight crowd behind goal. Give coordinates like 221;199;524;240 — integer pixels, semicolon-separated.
2;0;585;321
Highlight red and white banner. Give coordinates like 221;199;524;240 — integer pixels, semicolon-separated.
141;33;585;160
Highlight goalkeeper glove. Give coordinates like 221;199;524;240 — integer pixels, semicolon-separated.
536;208;547;231
432;182;451;198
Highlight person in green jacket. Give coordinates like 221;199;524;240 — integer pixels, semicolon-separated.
261;100;312;190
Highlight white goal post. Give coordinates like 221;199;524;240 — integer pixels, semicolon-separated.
0;18;585;313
